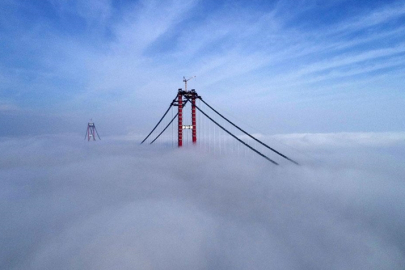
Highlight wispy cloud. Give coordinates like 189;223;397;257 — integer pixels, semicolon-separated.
0;102;19;112
48;0;113;23
0;0;404;135
334;1;405;33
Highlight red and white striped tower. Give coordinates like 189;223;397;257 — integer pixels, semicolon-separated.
177;89;183;147
177;76;198;147
191;91;197;144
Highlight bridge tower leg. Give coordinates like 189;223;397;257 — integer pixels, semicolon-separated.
192;93;197;144
178;90;183;147
88;125;95;141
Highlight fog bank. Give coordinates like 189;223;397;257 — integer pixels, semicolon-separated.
1;133;404;269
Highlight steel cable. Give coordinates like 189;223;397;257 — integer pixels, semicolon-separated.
150;100;189;144
141;95;178;144
198;98;298;165
192;102;278;165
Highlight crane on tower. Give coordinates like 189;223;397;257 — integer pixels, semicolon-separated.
183;76;196;91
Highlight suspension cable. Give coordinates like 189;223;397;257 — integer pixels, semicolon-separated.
171;106;174;147
198;98;298;165
150;113;178;144
150;100;189;144
193;103;278;165
141;95;177;144
94;127;101;140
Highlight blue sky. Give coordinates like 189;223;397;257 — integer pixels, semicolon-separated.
0;0;404;137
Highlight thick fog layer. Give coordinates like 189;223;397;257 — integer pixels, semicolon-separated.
1;133;405;269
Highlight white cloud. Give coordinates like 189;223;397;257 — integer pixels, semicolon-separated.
270;132;405;148
1;133;404;269
0;102;20;112
335;2;405;33
111;0;198;54
48;0;113;23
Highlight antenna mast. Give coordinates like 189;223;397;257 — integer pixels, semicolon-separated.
183;76;196;91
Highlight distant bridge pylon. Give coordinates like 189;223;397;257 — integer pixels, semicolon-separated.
85;120;101;141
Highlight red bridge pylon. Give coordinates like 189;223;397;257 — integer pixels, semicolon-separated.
175;88;199;147
140;77;299;165
174;76;198;147
84;120;101;141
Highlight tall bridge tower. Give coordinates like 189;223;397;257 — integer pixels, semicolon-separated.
175;76;198;147
175;88;199;147
141;77;299;165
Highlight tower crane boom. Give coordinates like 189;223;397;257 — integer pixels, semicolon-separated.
183;76;196;91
